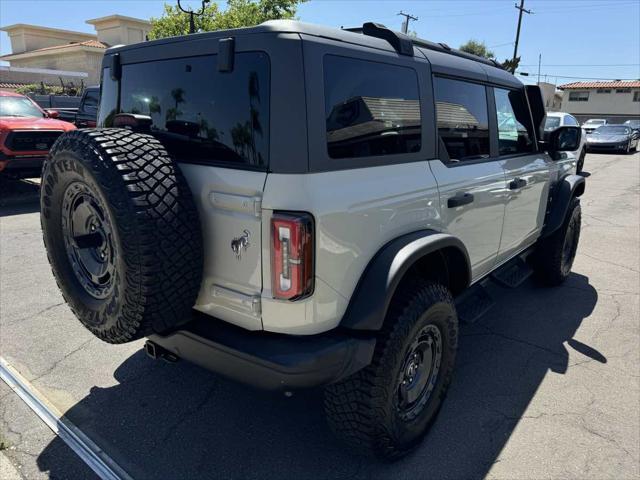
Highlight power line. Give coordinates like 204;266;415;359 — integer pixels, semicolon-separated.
517;72;640;80
519;63;640;67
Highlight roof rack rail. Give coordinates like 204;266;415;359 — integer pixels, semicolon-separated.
344;22;503;70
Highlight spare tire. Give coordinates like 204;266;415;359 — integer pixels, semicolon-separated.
41;129;203;344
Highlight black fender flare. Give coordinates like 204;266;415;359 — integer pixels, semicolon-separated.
339;230;471;331
542;174;585;238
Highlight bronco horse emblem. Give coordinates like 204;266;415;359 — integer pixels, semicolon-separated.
231;230;251;260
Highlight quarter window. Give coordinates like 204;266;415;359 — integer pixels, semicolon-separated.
493;88;536;156
97;67;117;127
323;55;421;159
119;52;270;168
433;77;490;162
569;91;589;102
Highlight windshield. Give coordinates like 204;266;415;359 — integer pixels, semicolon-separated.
594;126;630;135
624;120;640;127
0;96;44;118
584;119;605;125
544;116;561;130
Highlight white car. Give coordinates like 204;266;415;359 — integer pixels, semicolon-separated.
582;118;608;135
545;112;587;173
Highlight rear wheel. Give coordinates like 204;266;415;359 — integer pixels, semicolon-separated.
324;281;458;460
41;129;203;343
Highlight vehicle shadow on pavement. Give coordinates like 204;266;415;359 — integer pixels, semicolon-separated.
0;176;40;216
36;273;601;480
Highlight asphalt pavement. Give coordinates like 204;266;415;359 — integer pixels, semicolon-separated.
0;152;639;479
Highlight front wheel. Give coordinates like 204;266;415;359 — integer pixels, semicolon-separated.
534;198;581;286
324;281;458;460
576;148;586;173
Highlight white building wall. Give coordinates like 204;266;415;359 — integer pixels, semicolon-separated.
561;88;640;119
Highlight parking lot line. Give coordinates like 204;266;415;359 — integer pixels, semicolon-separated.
0;357;132;480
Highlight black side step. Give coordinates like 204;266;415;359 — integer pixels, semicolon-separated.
491;256;533;288
455;282;495;324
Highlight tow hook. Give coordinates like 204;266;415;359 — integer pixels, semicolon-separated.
144;340;179;363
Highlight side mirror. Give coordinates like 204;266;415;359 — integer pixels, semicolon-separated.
546;126;581;154
45;109;59;119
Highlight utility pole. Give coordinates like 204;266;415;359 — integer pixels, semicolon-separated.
511;0;532;69
537;54;541;83
397;11;418;34
177;0;210;34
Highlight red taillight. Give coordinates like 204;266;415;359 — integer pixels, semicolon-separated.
271;212;314;300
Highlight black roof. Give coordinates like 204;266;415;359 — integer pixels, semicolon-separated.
106;20;519;87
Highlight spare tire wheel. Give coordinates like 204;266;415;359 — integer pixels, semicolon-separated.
41;129;203;344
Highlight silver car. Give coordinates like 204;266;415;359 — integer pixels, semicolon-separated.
586;125;639;154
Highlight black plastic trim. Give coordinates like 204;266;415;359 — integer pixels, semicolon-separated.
148;314;376;391
542;174;585;238
340;230;471;331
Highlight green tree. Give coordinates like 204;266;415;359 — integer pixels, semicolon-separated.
459;39;494;59
501;57;521;74
149;0;305;40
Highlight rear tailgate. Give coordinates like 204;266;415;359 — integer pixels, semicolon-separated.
182;166;267;330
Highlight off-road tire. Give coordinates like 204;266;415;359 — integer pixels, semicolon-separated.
324;281;458;460
577;148;586;173
41;129;203;344
534;198;581;286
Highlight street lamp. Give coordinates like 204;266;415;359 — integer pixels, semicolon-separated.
177;0;211;34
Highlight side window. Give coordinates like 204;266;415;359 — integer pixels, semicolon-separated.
324;55;421;159
433;77;490;162
119;52;270;168
564;115;578;126
493;87;536;156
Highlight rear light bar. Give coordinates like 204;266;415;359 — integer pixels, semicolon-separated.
271;212;314;300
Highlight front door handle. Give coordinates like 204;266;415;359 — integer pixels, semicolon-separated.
509;178;527;190
447;192;474;208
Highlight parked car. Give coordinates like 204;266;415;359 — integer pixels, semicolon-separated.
586;124;639;153
0;91;76;177
39;21;584;459
54;86;100;128
545;112;587;172
623;119;640;134
581;118;608;134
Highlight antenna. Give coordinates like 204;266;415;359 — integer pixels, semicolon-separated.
177;0;211;34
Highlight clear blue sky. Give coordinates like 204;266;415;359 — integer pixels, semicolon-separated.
1;0;639;86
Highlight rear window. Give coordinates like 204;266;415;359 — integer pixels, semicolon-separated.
115;52;270;168
323;55;421;159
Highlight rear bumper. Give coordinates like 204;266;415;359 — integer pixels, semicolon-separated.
148;315;376;391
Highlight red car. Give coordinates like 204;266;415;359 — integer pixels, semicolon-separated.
0;91;76;177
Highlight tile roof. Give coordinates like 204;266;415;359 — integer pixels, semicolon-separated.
1;40;108;59
27;40;108;53
558;80;640;90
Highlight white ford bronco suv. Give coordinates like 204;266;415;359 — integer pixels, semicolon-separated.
40;21;584;459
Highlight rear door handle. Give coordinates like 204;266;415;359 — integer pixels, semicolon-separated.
447;193;474;208
509;178;527;190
